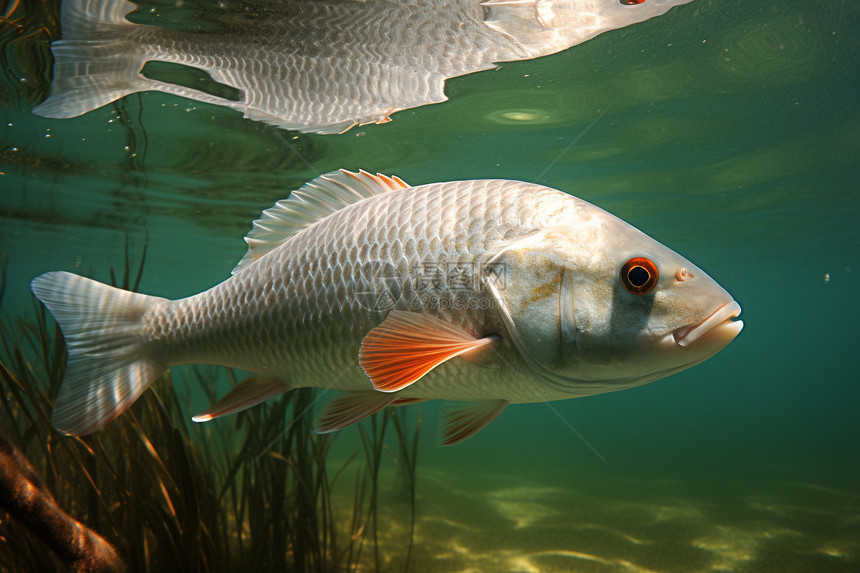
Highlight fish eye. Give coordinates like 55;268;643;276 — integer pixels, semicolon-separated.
620;257;658;295
620;0;647;5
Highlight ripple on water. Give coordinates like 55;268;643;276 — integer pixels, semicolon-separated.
715;15;824;85
486;108;555;125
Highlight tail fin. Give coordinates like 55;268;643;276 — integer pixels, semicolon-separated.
31;271;168;436
33;0;150;118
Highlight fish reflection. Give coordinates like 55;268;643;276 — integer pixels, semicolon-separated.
34;0;695;133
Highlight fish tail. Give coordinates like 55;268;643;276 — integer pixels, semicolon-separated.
31;271;168;436
33;0;149;119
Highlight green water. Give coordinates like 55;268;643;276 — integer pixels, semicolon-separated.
1;0;859;571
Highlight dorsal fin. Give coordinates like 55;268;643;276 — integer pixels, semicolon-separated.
232;169;409;274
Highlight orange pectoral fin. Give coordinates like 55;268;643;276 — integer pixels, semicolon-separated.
359;310;497;392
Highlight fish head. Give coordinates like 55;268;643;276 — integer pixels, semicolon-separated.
482;0;696;57
485;195;742;397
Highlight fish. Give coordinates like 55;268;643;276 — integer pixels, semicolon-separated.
33;0;696;133
31;169;742;445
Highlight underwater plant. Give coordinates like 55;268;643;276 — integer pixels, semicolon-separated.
0;244;421;572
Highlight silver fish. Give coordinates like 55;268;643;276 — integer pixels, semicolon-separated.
32;170;742;444
34;0;695;133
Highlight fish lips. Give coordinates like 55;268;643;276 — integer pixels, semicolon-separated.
673;301;743;348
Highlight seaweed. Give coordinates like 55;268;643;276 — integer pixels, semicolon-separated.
0;244;421;572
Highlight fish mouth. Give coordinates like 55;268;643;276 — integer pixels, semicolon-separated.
674;301;743;348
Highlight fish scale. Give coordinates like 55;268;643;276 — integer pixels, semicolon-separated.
31;170;741;439
149;179;552;401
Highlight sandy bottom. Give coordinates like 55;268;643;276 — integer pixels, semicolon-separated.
341;464;860;573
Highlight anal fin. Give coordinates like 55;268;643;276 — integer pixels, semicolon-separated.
438;399;508;446
391;397;427;407
192;377;291;422
314;392;397;434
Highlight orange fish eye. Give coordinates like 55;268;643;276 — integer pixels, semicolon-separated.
620;257;659;295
